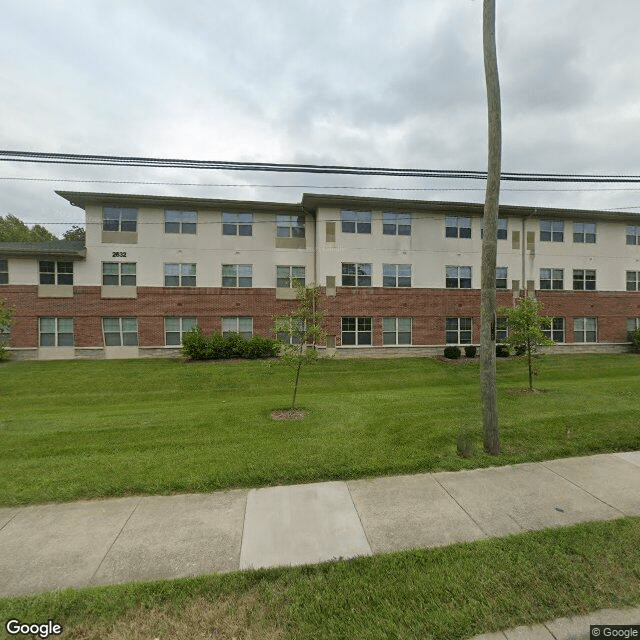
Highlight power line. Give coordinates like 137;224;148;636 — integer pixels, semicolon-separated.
3;149;640;183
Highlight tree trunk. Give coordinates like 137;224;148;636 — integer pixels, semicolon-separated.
480;0;501;455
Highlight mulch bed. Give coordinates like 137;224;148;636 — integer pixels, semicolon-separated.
270;409;307;421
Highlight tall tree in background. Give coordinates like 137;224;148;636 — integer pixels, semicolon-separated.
0;215;56;242
62;226;86;242
480;0;501;455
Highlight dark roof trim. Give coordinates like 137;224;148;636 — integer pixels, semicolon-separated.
0;241;86;260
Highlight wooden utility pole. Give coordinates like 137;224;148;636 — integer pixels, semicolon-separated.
480;0;501;454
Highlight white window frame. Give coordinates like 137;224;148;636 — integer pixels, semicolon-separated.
573;269;596;291
496;267;508;289
39;317;74;347
382;212;411;236
102;317;139;346
222;212;253;236
165;210;197;234
276;265;305;288
542;317;565;342
627;317;640;333
341;317;372;346
164;263;196;287
446;266;472;289
382;317;412;345
446;317;472;344
573;222;596;243
382;264;411;287
276;214;305;238
222;264;252;287
0;258;7;285
341;210;371;234
626;271;640;292
342;263;372;287
39;260;73;285
540;268;564;290
626;225;640;245
574;317;597;343
222;316;253;339
445;216;471;239
103;207;137;232
164;317;197;345
102;262;136;286
540;219;564;242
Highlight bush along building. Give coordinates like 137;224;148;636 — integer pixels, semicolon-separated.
1;190;639;360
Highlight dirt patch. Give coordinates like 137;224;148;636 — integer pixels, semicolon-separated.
270;409;307;421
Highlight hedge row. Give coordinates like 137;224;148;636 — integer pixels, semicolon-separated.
181;327;281;360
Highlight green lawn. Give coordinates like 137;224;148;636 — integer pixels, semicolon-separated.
1;353;639;506
1;517;639;640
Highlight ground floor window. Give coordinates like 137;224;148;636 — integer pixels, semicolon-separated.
382;317;411;345
574;317;597;343
165;317;197;345
542;317;565;342
39;317;74;346
627;317;640;333
496;316;508;341
277;319;305;344
102;317;138;346
0;324;9;345
222;316;253;339
341;317;372;345
446;317;472;344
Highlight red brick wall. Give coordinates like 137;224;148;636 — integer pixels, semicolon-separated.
2;285;638;348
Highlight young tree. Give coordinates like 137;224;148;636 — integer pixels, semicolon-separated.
499;296;554;391
0;298;16;361
480;0;502;454
272;282;327;411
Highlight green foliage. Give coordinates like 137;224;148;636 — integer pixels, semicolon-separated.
628;327;640;353
62;225;86;242
0;298;15;361
0;214;57;241
495;344;510;358
444;346;461;359
180;326;279;361
499;296;554;389
464;345;477;358
272;282;328;409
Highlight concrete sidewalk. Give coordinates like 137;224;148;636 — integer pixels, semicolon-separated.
1;451;639;599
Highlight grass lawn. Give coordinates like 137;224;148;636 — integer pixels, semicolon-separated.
1;353;639;506
1;517;639;640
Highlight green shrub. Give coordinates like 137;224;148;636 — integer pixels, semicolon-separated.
464;345;477;358
496;344;510;358
181;328;279;361
0;342;10;362
628;328;640;353
244;335;281;359
514;344;526;357
224;332;248;358
444;346;461;359
180;326;209;361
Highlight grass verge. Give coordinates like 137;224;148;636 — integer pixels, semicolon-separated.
1;354;639;505
1;517;639;639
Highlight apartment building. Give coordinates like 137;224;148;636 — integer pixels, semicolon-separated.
1;190;639;360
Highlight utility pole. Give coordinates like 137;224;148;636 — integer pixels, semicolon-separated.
480;0;501;454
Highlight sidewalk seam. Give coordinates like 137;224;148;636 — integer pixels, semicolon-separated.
345;482;374;555
540;460;628;517
0;510;19;532
431;477;493;537
238;489;251;569
89;497;143;584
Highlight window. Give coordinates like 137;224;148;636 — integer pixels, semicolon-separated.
103;207;137;232
383;264;411;287
276;265;305;288
540;220;564;242
0;324;10;345
39;261;73;285
445;216;471;238
382;212;411;236
382;317;411;345
165;210;197;234
0;259;7;284
222;316;253;339
164;263;196;287
222;264;252;287
342;263;372;287
276;215;305;238
102;262;136;286
277;319;305;345
39;317;74;347
496;316;508;341
626;271;640;291
446;317;472;344
540;268;564;290
626;225;640;245
341;210;371;234
446;266;472;289
573;222;596;243
165;317;197;345
573;269;596;291
574;317;597;343
627;317;640;333
481;218;508;240
223;212;252;236
496;267;508;289
341;317;372;345
102;317;138;346
542;317;565;342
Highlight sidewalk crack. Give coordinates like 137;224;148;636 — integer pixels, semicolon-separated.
432;477;492;537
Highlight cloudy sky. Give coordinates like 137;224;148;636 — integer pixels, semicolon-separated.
2;0;640;234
